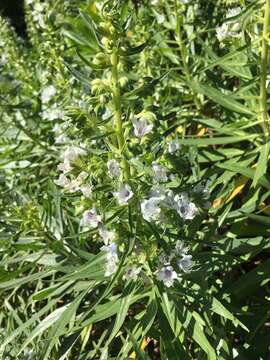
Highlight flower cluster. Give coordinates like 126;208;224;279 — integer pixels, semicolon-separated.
157;241;194;287
216;7;242;44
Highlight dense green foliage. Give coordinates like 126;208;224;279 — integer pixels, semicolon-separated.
0;0;270;359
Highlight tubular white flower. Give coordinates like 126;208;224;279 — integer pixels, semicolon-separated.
57;162;72;174
141;197;162;222
132;117;153;138
80;184;92;198
167;139;181;154
54;174;70;188
63;145;86;163
101;243;119;276
113;183;133;205
174;193;197;220
157;266;178;287
98;224;115;245
216;23;230;42
80;208;102;228
123;265;141;281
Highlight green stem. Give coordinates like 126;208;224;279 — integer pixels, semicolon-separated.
174;1;200;113
111;48;130;179
260;0;270;135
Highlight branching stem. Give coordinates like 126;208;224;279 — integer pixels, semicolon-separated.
111;48;130;179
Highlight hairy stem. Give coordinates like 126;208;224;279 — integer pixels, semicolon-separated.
111;48;130;179
260;0;270;135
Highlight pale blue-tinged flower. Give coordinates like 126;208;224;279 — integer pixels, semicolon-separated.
63;145;86;163
113;183;133;205
101;243;119;276
132;117;153;138
141;197;162;222
57;161;73;174
98;224;115;245
157;266;178;287
174;193;197;220
54;174;70;187
167;139;181;154
80;208;101;228
123;265;141;281
80;184;92;198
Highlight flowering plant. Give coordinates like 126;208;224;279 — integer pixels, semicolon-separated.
1;0;270;359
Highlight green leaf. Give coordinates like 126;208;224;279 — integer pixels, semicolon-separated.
252;142;270;187
190;82;254;115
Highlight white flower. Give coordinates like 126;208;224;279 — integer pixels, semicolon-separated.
80;208;101;228
113;184;133;205
57;162;73;174
41;85;56;103
55;133;69;144
123;266;141;281
54;174;70;187
132;117;153;138
107;159;121;178
152;162;168;183
174;193;197;220
42;106;65;121
65;178;81;193
177;254;194;273
141;197;162;222
157;266;178;287
101;243;119;276
226;7;241;19
98;224;115;245
216;23;230;42
80;184;92;198
167;139;181;154
63;145;86;163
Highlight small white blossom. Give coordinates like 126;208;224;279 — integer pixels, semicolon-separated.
80;208;101;228
123;266;141;281
167;139;181;154
157;266;178;287
101;243;119;276
216;23;230;42
63;145;86;163
174;193;197;220
107;159;121;178
80;184;92;198
152;162;168;183
226;7;241;19
42;106;65;121
177;254;194;273
41;85;56;104
98;224;115;245
54;174;70;187
113;184;133;205
57;162;73;174
141;197;162;222
132;117;153;138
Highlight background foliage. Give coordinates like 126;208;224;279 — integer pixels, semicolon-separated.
0;0;270;359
